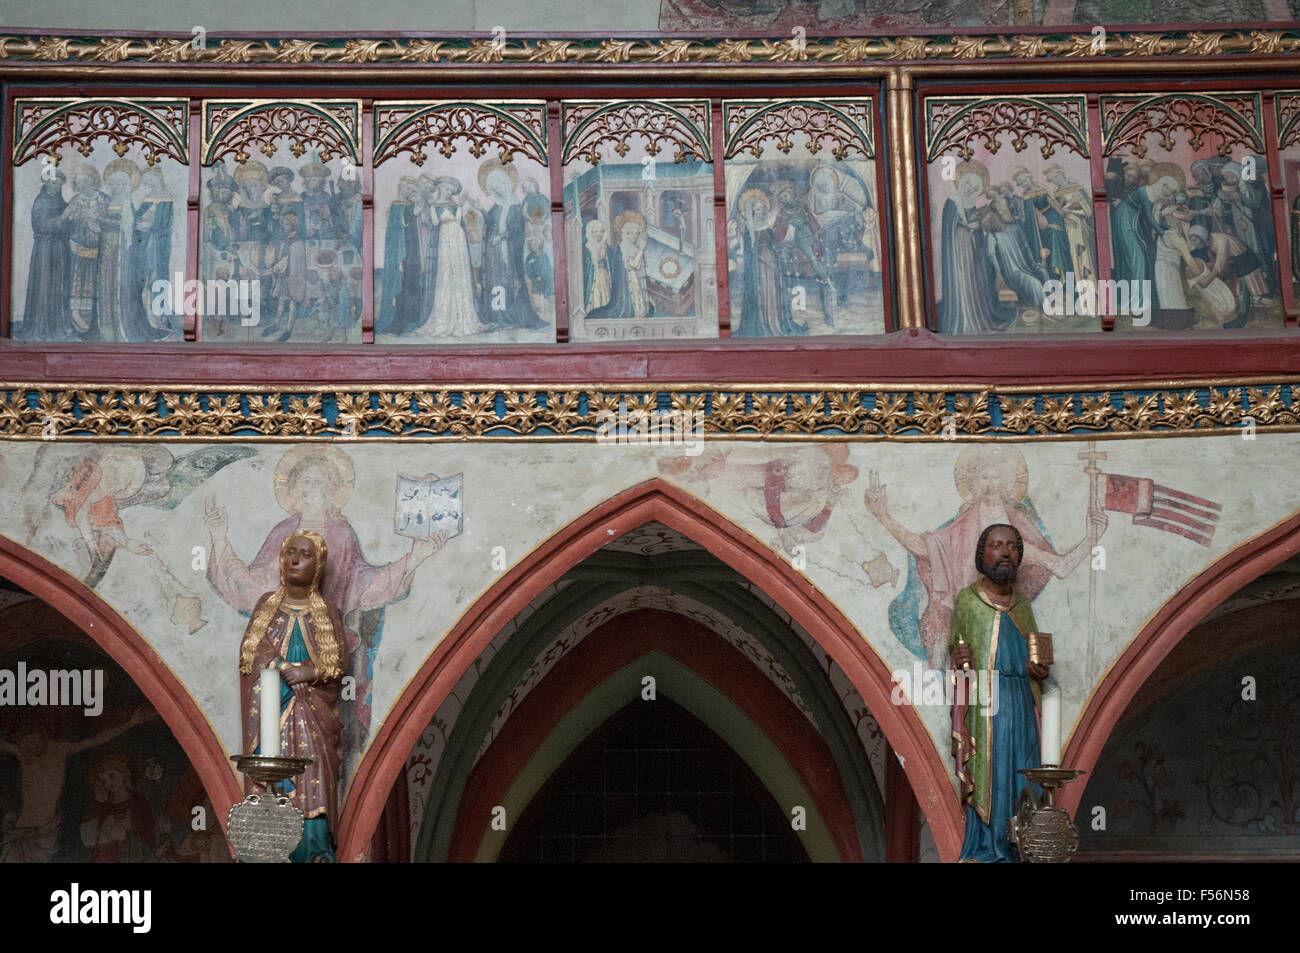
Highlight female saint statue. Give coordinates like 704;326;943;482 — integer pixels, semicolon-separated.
238;530;347;863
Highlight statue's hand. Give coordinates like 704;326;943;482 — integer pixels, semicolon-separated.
863;470;889;519
951;641;973;671
1027;660;1050;680
282;664;315;686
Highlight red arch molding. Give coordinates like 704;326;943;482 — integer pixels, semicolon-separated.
1060;510;1300;819
449;607;862;862
339;478;961;862
0;535;243;834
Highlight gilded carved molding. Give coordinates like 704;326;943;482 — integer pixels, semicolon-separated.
4;30;1298;68
0;382;1294;441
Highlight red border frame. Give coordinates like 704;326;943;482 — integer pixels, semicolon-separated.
335;478;960;862
0;534;243;836
448;607;863;862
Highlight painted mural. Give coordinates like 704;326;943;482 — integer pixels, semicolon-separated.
724;100;884;336
373;103;555;345
927;95;1099;333
200;100;364;343
1102;93;1283;331
0;432;1292;835
564;101;718;341
0;632;229;863
10;99;189;343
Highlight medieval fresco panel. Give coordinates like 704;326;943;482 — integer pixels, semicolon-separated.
199;100;364;344
1272;94;1300;308
563;100;718;342
925;95;1098;334
372;102;555;345
10;99;189;344
1101;93;1284;331
723;99;885;336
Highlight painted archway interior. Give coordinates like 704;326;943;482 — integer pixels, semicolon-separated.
0;536;242;842
414;542;887;861
475;652;840;862
339;479;939;861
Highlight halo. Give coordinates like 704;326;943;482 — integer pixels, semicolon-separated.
954;159;990;193
738;187;770;219
612;209;647;237
96;449;147;501
810;164;840;190
477;157;518;194
1149;161;1185;190
273;445;355;514
103;157;141;192
954;445;1028;503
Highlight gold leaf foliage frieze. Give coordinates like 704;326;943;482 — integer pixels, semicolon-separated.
0;385;1293;441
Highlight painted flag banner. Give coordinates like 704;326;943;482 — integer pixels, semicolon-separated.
1102;473;1221;546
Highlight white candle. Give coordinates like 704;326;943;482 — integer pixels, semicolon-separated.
1040;678;1061;766
260;666;281;758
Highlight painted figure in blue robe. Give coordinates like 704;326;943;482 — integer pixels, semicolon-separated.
131;166;176;333
20;170;72;341
734;188;805;337
376;177;423;336
479;163;547;330
524;234;554;304
588;211;656;319
1111;175;1179;309
936;162;1015;334
1012;167;1071;280
334;175;364;250
949;523;1049;862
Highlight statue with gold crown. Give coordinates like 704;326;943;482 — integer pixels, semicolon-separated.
238;530;347;863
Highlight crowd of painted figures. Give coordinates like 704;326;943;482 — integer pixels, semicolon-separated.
19;159;181;343
937;155;1283;333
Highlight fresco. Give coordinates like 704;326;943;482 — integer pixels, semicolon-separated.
1102;93;1283;330
563;100;718;341
0;635;229;862
10;99;189;343
200;100;364;343
926;95;1099;333
373;102;555;345
723;99;884;336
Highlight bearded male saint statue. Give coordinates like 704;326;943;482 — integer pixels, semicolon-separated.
949;523;1049;862
238;530;347;863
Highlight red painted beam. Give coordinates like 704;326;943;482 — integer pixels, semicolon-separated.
2;328;1295;386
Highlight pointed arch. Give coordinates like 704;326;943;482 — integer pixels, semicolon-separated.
0;535;242;834
338;478;961;862
1060;511;1300;819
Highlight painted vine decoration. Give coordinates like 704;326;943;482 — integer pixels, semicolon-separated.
1101;93;1263;158
374;102;547;168
0;384;1293;440
201;100;362;166
1;30;1300;65
723;99;874;161
562;100;712;166
925;96;1089;163
12;98;188;167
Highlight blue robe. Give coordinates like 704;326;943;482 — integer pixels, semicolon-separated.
958;610;1040;862
1111;188;1162;307
936;199;1015;334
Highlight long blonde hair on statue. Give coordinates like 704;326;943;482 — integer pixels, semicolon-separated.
238;530;342;679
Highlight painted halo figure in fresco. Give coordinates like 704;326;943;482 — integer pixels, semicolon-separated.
131;165;176;334
582;219;613;314
864;444;1106;667
206;445;447;762
61;164;108;340
588;210;654;319
376;176;424;336
98;158;168;341
422;176;489;337
238;530;348;862
936;160;1015;334
949;523;1047;863
478;159;547;331
734;187;804;337
20;168;72;341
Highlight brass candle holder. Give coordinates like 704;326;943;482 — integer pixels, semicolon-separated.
1007;766;1085;863
227;754;313;863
